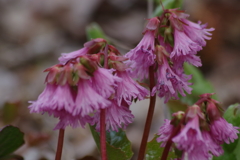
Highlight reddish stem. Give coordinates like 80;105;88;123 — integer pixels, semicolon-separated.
137;66;156;160
100;44;109;160
100;109;107;160
160;121;181;160
160;140;173;160
55;129;65;160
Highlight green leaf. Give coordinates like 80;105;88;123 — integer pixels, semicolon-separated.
153;0;183;17
145;135;176;160
181;63;216;105
89;125;133;160
167;100;188;113
0;126;24;158
0;154;24;160
223;103;240;126
86;23;108;41
213;152;237;160
233;138;240;160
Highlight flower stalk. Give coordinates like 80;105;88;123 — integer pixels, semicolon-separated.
137;66;156;160
100;44;109;160
55;129;65;160
100;109;107;160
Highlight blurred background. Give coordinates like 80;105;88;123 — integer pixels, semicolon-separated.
0;0;240;159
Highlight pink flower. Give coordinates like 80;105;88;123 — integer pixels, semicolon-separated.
210;117;239;144
172;116;215;160
125;17;159;80
152;56;192;103
168;9;214;67
180;131;223;159
156;119;174;147
91;68;121;98
29;83;91;129
125;30;156;80
115;71;149;105
182;20;214;47
74;79;111;117
171;29;202;59
52;111;92;130
91;100;134;132
202;131;224;157
29;83;75;114
58;48;88;65
172;116;203;151
29;84;56;113
172;52;202;68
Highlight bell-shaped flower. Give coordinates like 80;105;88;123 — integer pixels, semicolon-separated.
91;68;121;99
171;29;202;59
152;55;192;103
156;119;174;147
182;20;214;47
29;83;91;129
210;117;239;144
115;71;149;105
74;79;111;117
125;17;160;80
52;111;92;130
29;83;75;114
91;100;134;132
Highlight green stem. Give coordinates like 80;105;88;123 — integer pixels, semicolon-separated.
137;66;156;160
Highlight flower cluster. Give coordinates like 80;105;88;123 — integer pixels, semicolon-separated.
29;38;148;131
157;93;239;160
126;8;214;102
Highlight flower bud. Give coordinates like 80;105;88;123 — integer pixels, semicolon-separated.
79;56;98;76
84;38;106;54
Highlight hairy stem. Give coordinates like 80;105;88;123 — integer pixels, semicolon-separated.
137;66;156;160
55;129;65;160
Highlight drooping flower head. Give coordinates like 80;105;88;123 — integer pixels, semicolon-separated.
29;38;149;131
125;17;160;80
125;8;214;103
167;8;214;66
152;45;192;103
197;93;240;144
157;94;238;160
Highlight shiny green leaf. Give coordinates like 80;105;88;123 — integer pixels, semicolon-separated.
0;126;24;158
145;135;176;160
